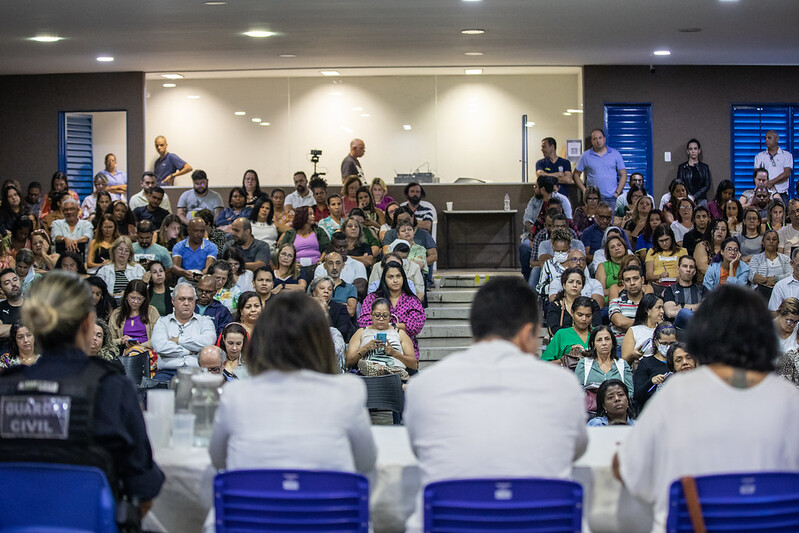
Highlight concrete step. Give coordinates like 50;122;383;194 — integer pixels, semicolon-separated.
417;320;472;339
435;275;493;288
418;337;472;348
425;306;471;320
418;345;468;359
426;289;477;304
418;360;439;371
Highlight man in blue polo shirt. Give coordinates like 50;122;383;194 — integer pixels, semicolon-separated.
153;135;192;186
573;129;627;206
536;137;573;197
172;218;217;283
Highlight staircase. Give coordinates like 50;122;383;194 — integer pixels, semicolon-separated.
419;273;514;370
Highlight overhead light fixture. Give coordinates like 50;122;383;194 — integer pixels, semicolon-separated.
464;52;483;56
566;109;584;114
653;50;671;56
279;54;297;58
464;68;483;75
403;125;412;131
31;35;63;43
204;1;227;4
563;112;572;116
244;30;275;38
162;83;177;88
320;70;340;76
360;113;371;117
525;122;535;128
96;56;114;62
251;118;262;123
259;122;271;126
187;95;200;99
461;29;485;35
234;111;246;116
330;91;342;96
161;73;184;79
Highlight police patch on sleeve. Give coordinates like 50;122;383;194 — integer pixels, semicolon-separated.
1;396;71;439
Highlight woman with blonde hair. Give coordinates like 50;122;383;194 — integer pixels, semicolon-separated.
3;271;165;510
96;236;145;298
371;177;395;211
30;229;59;273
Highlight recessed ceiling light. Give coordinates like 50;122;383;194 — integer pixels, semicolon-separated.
464;52;484;56
403;125;412;131
679;27;702;33
252;118;262;123
462;0;482;2
244;30;275;38
563;112;572;116
187;95;200;99
204;1;227;5
330;91;342;96
653;50;671;56
525;122;535;128
30;35;62;43
566;109;584;114
162;83;177;88
96;56;114;62
352;107;363;111
360;113;371;117
279;54;297;58
464;68;483;75
320;71;340;76
234;111;246;116
259;122;271;126
161;73;184;79
461;29;485;35
719;0;738;2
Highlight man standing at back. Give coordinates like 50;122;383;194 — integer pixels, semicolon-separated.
341;138;365;183
754;130;793;206
573;129;627;206
153;135;192;186
536;137;573;197
403;277;587;532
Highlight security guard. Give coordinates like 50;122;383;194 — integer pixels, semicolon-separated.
0;271;164;527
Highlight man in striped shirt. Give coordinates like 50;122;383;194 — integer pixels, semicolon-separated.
609;264;645;342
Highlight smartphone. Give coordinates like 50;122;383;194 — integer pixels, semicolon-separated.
374;332;387;355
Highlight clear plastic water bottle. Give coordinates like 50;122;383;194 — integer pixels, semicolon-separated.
504;193;511;211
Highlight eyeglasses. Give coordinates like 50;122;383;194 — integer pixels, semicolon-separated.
568;257;586;264
596;215;612;221
585;197;599;202
785;318;799;326
723;247;739;253
279;252;294;258
207;366;222;374
372;312;390;319
679;205;693;210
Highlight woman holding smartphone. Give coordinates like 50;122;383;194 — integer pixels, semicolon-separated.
108;279;161;353
347;297;416;376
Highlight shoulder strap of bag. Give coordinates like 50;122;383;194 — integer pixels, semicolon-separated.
583;358;593;386
680;476;707;533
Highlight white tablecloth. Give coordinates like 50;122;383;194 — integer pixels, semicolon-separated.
144;426;653;533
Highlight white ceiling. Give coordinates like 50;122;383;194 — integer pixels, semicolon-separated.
3;0;798;76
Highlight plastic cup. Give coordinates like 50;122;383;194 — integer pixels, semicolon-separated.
446;202;453;211
172;413;196;448
143;411;170;449
434;276;441;290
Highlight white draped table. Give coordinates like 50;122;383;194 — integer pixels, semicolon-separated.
144;425;653;533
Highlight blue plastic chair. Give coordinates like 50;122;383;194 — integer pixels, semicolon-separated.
666;472;799;532
0;462;117;532
214;469;370;532
423;478;583;532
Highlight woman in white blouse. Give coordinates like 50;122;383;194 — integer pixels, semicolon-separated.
209;291;376;474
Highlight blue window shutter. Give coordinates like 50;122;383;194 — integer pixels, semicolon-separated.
731;105;790;195
792;108;799;196
64;114;94;202
604;104;653;195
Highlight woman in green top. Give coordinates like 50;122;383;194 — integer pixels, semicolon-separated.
542;296;594;363
595;234;629;302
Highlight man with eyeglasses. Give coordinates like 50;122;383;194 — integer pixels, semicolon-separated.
547;249;605;309
580;202;613;263
199;345;225;376
769;247;799;312
528;211;584;289
195;275;233;336
740;168;780;209
754;130;793;206
151;282;216;382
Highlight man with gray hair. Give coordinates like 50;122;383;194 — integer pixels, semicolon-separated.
229;217;271;271
754;129;793;205
151;282;216;382
50;197;93;253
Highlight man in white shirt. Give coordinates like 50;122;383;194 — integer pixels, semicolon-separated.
403;277;588;532
313;233;367;296
284;171;316;210
754;129;793;205
151;282;216;381
128;171;173;212
769;247;799;311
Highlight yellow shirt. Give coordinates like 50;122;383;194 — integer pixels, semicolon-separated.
645;247;688;279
